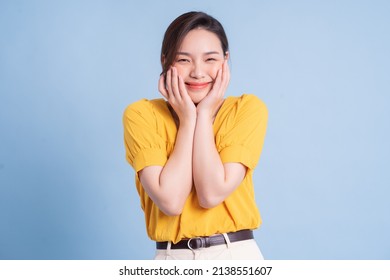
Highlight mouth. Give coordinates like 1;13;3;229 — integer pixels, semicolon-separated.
185;82;211;91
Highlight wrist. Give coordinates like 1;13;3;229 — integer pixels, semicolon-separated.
179;116;197;128
196;111;214;124
197;108;216;121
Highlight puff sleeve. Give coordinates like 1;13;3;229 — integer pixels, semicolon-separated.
123;99;168;172
218;94;268;170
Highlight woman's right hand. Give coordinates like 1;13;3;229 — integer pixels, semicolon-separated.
159;67;197;126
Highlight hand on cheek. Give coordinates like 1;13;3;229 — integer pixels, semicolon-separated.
197;60;230;119
158;67;197;125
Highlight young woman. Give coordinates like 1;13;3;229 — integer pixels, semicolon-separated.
123;11;268;260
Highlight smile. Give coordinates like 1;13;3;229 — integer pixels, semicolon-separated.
185;82;211;90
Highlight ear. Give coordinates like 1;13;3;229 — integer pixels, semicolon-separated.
224;51;229;60
161;55;166;65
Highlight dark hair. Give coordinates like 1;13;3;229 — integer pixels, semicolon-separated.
160;11;229;75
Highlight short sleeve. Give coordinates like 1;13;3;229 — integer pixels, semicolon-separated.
218;94;268;170
123;99;168;172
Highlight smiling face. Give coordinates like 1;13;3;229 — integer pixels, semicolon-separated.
172;28;228;104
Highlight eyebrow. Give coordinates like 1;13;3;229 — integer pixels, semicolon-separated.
176;51;221;56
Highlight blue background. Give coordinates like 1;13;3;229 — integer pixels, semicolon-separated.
1;0;389;259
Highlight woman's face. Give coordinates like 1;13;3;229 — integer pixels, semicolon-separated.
173;28;227;104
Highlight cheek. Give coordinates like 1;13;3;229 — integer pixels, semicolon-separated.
173;64;189;77
209;63;223;79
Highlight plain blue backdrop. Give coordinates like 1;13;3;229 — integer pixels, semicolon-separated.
1;0;389;259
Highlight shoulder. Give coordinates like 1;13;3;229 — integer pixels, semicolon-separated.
237;94;267;110
123;98;166;119
225;94;268;118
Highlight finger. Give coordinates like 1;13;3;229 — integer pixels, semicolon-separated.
158;74;168;99
223;60;230;82
220;61;227;83
166;67;173;97
212;68;223;94
221;61;230;94
178;75;190;101
226;60;231;82
171;67;181;100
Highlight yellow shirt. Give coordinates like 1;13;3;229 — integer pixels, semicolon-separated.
123;94;268;243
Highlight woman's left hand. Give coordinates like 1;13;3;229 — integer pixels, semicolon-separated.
196;60;230;120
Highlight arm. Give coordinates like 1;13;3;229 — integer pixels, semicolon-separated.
139;121;195;216
139;67;196;216
193;114;247;208
193;61;247;208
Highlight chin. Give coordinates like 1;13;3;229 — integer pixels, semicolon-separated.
190;96;206;105
188;90;209;104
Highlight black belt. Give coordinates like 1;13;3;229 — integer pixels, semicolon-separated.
156;230;254;250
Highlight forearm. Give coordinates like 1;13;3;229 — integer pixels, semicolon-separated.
193;113;229;208
158;121;195;212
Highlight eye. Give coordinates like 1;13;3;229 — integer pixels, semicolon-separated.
176;58;190;63
206;57;217;62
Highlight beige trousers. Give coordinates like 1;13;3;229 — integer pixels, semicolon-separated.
154;233;264;260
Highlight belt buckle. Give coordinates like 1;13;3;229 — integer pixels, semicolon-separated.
187;237;206;250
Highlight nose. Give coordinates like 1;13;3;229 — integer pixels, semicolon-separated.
190;62;205;79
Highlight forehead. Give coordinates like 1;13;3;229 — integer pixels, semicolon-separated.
179;28;223;53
